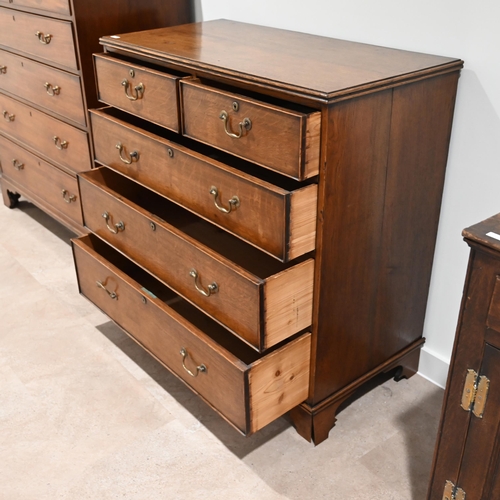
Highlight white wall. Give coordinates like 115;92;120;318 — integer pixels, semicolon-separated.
197;0;500;387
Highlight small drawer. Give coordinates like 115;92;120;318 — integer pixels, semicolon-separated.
94;53;181;132
180;79;321;181
0;0;71;16
72;234;311;434
0;50;85;126
0;135;83;226
90;107;317;262
0;93;91;174
0;8;77;70
78;167;314;352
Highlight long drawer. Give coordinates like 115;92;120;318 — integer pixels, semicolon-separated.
0;135;83;226
78;167;314;352
0;49;86;126
90;107;317;262
0;0;71;16
94;53;181;132
72;233;311;435
0;92;91;174
0;7;77;70
180;79;321;180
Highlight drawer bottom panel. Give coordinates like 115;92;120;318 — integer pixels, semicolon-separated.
72;234;311;435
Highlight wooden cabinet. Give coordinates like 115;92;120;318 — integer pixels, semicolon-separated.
428;214;500;499
0;0;192;233
73;20;462;443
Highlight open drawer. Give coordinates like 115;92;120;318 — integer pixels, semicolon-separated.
72;233;311;435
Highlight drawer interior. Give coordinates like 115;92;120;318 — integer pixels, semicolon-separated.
81;167;311;277
81;233;262;365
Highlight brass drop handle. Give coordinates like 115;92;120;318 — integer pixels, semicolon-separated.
180;348;206;377
35;31;52;44
102;211;125;234
189;269;218;297
61;189;76;203
44;82;60;96
219;110;252;139
116;142;139;164
0;65;6;74
209;186;239;214
3;110;14;122
96;279;117;300
12;159;24;171
121;79;144;101
53;136;68;150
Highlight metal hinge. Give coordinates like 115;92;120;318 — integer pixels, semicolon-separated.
443;480;466;500
460;369;490;418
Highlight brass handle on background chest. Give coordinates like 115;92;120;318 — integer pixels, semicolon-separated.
53;136;68;150
44;82;60;97
189;269;218;297
0;65;6;74
96;279;117;300
61;189;76;203
116;143;139;164
12;159;24;171
121;79;144;101
35;31;52;44
180;348;207;377
209;186;240;214
219;110;252;139
3;110;14;122
102;211;125;234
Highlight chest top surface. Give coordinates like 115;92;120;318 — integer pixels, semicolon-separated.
463;213;500;254
100;19;463;100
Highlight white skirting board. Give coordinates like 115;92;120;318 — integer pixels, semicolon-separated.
418;346;451;389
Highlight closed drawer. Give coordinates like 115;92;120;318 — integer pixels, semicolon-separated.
0;135;83;225
94;53;180;132
90;107;317;262
78;167;314;352
180;79;321;181
0;8;77;70
0;0;71;16
72;233;311;434
0;93;91;174
0;50;85;126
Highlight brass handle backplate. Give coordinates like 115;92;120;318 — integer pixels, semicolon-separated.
116;142;139;164
209;186;239;214
53;136;68;150
44;82;60;96
180;347;206;377
121;79;144;101
96;279;117;300
61;189;76;203
189;269;218;297
3;110;14;122
0;65;6;74
35;31;52;44
219;110;252;139
102;211;125;234
12;159;24;171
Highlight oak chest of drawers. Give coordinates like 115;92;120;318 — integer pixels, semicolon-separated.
0;0;192;233
427;215;500;499
72;20;463;443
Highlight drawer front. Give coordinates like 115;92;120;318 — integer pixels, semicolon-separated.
94;53;180;132
0;50;86;126
0;8;77;70
180;79;321;180
0;0;71;15
0;93;91;174
0;135;83;225
90;108;317;261
72;234;311;434
78;168;314;351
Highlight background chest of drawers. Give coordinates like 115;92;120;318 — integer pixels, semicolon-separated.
427;215;500;500
72;20;463;443
0;0;192;233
